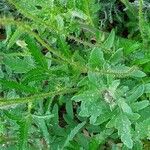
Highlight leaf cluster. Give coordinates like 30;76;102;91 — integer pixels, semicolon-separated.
0;0;150;150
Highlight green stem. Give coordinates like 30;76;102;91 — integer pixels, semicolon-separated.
68;35;111;53
0;88;78;107
139;0;146;44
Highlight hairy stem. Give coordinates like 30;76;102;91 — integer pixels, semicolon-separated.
0;88;78;107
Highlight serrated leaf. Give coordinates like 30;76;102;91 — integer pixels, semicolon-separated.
18;115;31;150
127;85;145;103
21;68;49;84
130;70;146;78
79;100;103;124
4;25;12;43
7;27;22;49
119;38;140;55
88;47;105;69
33;117;52;147
103;29;115;50
0;79;38;93
3;55;35;73
88;71;104;88
134;58;150;65
110;48;123;65
25;36;48;68
131;100;149;112
109;80;120;92
127;113;141;121
57;35;70;57
72;90;104;124
115;114;133;149
62;121;86;149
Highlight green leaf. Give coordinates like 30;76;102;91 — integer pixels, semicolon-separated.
115;114;133;149
75;133;89;149
0;79;38;93
18;115;31;150
51;104;59;126
127;85;145;103
56;15;64;31
77;76;89;87
88;47;105;69
94;129;114;145
80;100;103;124
7;27;22;49
62;121;86;149
89;138;100;150
144;83;150;93
134;58;150;65
135;118;150;139
57;35;70;57
33;117;52;148
66;100;74;120
25;36;48;69
103;29;115;50
130;70;146;78
72;90;104;124
133;140;143;150
96;109;117;125
71;9;88;20
119;38;140;55
3;55;35;73
106;115;117;128
0;119;4;135
127;113;141;121
131;100;149;112
118;98;133;114
103;65;137;78
112;144;120;150
88;71;104;88
21;68;49;84
110;48;123;65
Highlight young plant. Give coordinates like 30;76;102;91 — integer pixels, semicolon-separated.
0;0;150;149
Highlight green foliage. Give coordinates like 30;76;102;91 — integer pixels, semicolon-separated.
62;121;86;149
0;0;150;149
115;114;133;149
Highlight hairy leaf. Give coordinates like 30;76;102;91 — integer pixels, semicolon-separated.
115;114;133;149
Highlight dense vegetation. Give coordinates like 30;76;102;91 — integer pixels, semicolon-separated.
0;0;150;149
